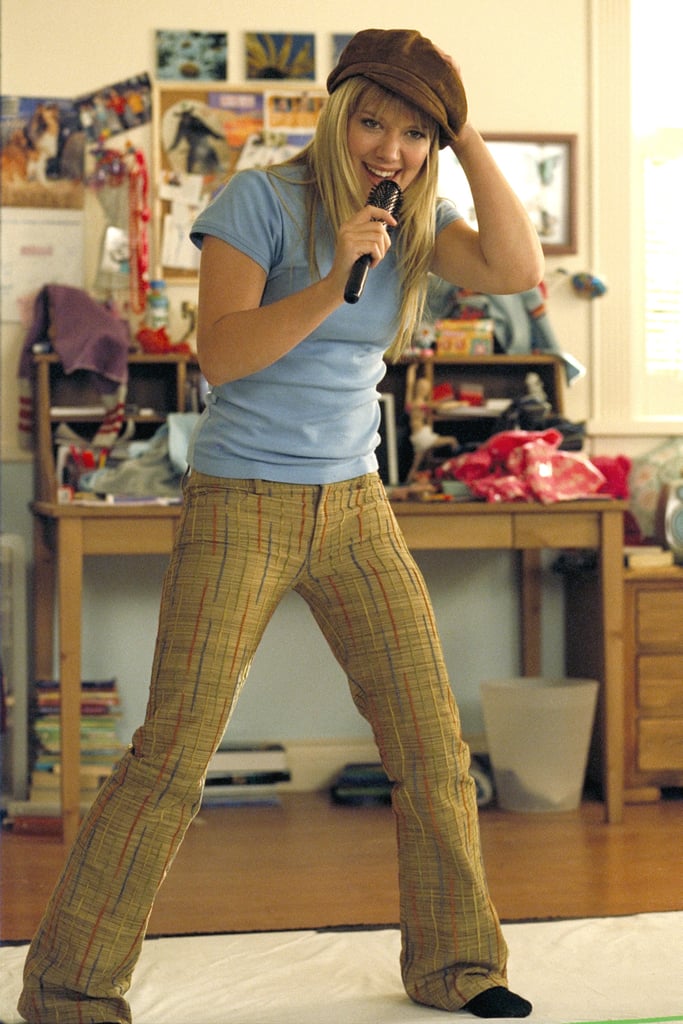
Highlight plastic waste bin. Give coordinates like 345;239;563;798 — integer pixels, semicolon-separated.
480;677;599;812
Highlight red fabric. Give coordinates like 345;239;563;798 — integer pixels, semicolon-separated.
441;430;606;504
590;454;631;499
135;327;191;355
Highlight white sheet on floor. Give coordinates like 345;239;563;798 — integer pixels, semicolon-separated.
1;912;681;1023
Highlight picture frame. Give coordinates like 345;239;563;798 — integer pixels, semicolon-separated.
153;82;326;279
438;133;578;255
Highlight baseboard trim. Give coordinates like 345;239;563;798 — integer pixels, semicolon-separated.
278;734;487;792
279;739;380;792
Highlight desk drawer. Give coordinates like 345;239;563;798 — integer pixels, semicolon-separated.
396;513;512;549
514;511;599;549
636;589;683;646
638;656;683;713
82;516;179;555
638;718;683;770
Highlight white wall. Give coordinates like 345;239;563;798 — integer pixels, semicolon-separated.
1;0;586;751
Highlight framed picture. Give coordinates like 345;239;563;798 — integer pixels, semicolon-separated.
245;33;316;81
153;82;326;279
155;31;228;81
438;133;578;255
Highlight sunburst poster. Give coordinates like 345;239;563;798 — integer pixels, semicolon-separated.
245;33;315;81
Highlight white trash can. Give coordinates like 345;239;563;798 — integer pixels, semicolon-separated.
480;677;599;812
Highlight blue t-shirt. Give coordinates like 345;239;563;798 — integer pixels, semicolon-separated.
188;166;459;484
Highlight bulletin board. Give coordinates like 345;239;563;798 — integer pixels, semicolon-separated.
153;82;327;280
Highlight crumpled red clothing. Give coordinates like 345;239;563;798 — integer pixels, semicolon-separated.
135;326;192;355
443;429;606;504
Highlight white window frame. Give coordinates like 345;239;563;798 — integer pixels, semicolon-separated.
588;0;683;436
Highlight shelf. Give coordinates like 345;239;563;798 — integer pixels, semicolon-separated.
32;350;200;503
380;353;566;477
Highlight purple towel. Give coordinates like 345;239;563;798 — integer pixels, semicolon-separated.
20;284;129;392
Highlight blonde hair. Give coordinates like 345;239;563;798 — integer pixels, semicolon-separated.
269;78;441;360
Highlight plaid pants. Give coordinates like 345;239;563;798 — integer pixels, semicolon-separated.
19;472;508;1023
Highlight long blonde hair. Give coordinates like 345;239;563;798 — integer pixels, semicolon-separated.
269;78;441;360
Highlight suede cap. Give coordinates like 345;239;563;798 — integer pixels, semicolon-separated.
327;29;467;148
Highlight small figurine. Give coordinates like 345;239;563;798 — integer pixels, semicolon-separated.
405;369;457;481
525;371;551;413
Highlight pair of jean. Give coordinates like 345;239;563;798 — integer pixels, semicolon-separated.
19;472;507;1023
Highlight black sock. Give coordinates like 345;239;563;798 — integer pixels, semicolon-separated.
464;986;532;1018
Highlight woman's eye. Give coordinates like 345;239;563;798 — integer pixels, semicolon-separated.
361;117;381;130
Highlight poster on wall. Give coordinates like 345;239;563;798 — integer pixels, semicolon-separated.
155;31;228;81
245;33;315;81
0;95;85;210
154;82;326;277
332;34;353;66
0;207;84;323
74;74;152;143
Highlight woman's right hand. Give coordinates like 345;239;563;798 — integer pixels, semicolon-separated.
326;203;398;296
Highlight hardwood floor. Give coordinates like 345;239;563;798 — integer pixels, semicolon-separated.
1;791;681;942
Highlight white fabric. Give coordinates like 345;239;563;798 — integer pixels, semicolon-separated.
1;913;681;1023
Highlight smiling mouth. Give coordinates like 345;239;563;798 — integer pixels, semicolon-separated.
365;164;397;179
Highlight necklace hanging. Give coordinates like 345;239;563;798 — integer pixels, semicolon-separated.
127;146;150;314
89;143;150;314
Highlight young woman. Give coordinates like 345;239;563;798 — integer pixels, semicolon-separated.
19;29;543;1022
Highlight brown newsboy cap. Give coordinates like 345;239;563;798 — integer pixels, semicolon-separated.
327;29;467;148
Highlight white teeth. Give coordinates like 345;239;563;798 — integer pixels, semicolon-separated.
368;167;395;178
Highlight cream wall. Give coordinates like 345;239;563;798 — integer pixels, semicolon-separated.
0;0;590;755
2;0;594;452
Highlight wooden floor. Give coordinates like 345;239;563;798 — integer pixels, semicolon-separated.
1;791;681;942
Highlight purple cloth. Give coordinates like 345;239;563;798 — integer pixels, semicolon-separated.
20;285;129;392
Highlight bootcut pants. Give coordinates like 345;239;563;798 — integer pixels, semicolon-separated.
19;472;508;1023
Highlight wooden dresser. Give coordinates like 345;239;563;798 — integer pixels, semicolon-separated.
622;566;683;801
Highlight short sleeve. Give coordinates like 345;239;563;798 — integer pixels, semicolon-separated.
190;170;285;273
436;196;461;234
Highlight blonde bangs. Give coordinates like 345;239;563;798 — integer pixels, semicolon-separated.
350;81;435;140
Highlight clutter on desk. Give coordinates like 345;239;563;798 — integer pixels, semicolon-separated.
58;412;200;502
411;275;586;385
435;428;606;504
432;318;494;356
17;284;131;453
391;427;609;505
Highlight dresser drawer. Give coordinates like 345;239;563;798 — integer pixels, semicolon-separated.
637;655;683;713
638;718;683;771
636;589;683;646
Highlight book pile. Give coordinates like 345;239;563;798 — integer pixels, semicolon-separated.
330;758;494;808
330;762;393;806
202;743;290;807
624;545;675;569
28;678;126;811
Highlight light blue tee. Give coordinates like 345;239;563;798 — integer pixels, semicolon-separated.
189;165;459;484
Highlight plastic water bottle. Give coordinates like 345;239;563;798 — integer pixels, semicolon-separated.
146;279;169;330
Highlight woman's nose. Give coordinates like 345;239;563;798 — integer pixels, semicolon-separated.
375;131;401;161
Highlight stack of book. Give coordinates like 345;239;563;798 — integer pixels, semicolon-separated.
330;762;393;806
202;742;290;806
624;545;675;569
28;677;126;812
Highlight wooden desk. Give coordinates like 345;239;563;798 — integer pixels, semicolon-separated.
31;497;626;844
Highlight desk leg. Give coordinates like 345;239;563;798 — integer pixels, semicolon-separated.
33;515;56;680
600;508;625;824
57;517;84;846
519;550;542;676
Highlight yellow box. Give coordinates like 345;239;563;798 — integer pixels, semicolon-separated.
434;318;494;356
